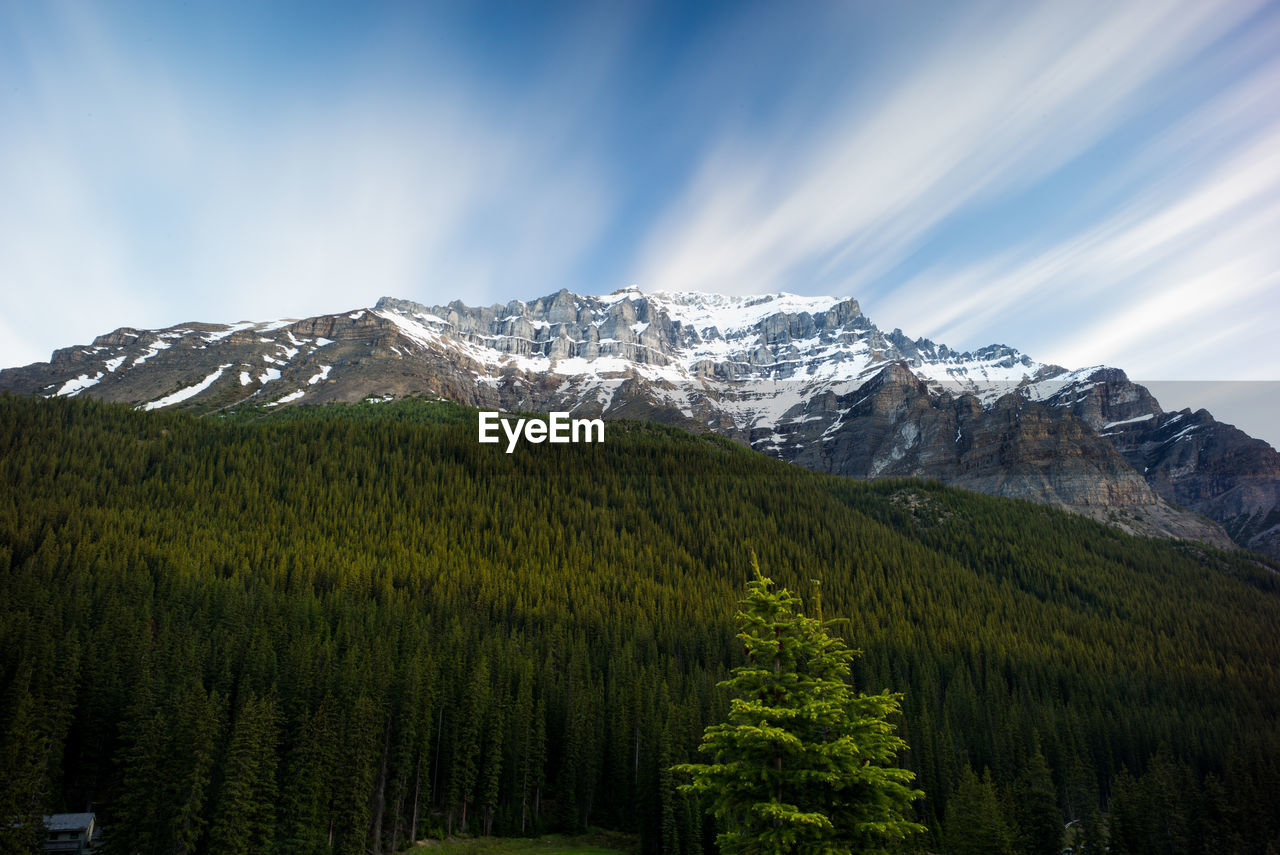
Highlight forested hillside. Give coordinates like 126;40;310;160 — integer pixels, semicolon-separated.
1;395;1278;854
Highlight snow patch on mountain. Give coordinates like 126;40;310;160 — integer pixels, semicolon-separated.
56;373;103;397
133;339;171;366
143;364;232;410
204;322;256;343
1105;414;1156;429
258;319;297;332
267;389;306;406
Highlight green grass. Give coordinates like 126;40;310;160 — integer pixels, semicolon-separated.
406;829;637;855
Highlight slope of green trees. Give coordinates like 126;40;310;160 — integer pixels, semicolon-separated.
1;395;1278;854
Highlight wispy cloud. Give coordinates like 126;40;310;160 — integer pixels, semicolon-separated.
629;0;1277;377
874;59;1280;379
0;3;618;366
2;0;1277;388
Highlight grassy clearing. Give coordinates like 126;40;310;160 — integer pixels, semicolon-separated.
405;828;637;855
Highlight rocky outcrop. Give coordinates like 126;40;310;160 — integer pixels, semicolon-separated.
770;363;1231;546
1036;369;1280;556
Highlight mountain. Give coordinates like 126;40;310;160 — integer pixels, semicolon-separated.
3;287;1276;554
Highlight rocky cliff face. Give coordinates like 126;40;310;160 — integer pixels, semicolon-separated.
783;366;1153;503
762;362;1230;546
2;288;1270;555
1030;368;1280;556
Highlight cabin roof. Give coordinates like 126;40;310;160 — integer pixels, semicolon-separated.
43;813;94;832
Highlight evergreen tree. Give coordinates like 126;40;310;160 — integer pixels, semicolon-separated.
480;702;505;836
1107;767;1143;855
512;669;538;835
450;658;490;835
207;694;279;855
1143;748;1194;854
944;765;1014;855
164;681;222;855
276;698;338;855
0;680;50;853
1076;807;1106;855
660;727;680;855
675;556;924;855
1013;745;1061;855
1201;773;1244;855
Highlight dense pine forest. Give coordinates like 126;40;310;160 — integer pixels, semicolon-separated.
2;394;1279;854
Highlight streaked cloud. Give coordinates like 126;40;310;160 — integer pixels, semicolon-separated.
1;0;1277;399
630;0;1278;381
876;67;1280;379
0;2;617;366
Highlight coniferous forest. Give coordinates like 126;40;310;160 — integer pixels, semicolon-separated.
2;394;1279;854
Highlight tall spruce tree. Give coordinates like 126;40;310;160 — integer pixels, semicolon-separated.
207;694;279;855
1013;745;1061;855
944;765;1014;855
675;555;924;855
0;680;50;853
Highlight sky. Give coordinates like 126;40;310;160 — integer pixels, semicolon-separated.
2;0;1278;440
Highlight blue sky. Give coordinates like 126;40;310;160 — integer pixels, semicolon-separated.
3;1;1279;398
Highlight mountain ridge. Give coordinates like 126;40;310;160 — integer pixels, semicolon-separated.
3;286;1275;556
